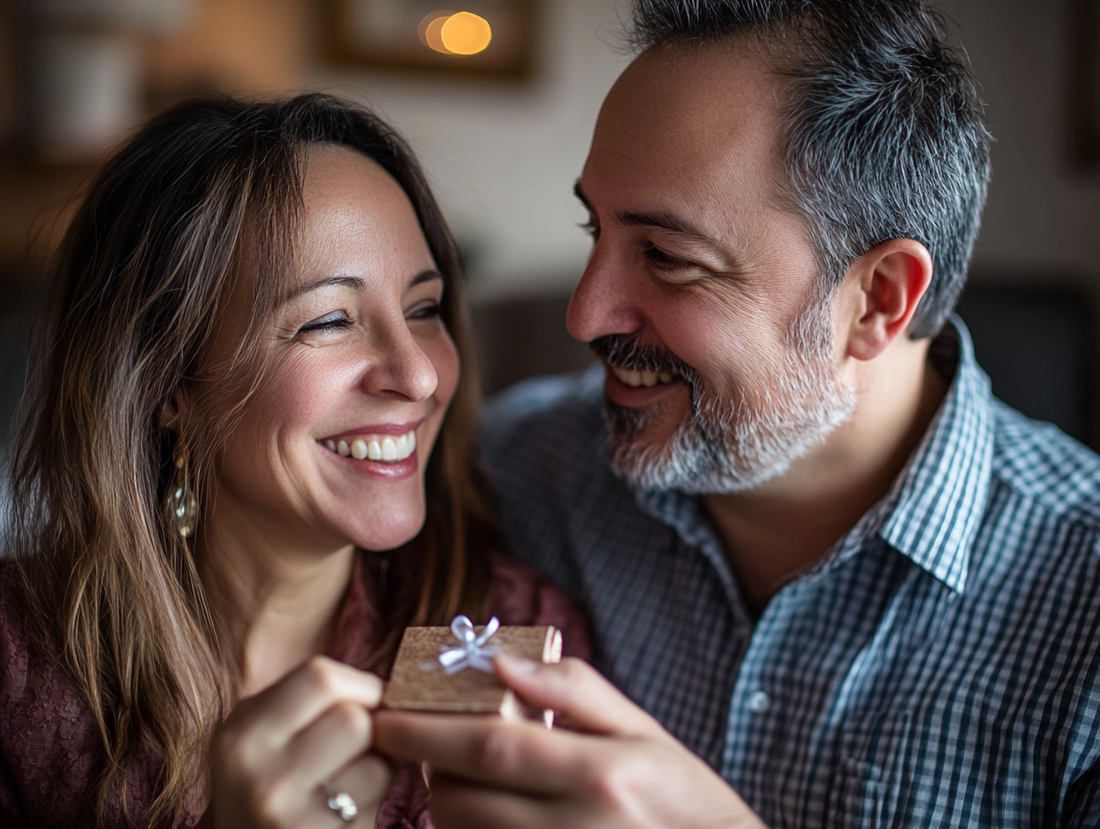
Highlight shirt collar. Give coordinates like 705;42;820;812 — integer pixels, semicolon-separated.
636;317;993;596
874;317;993;593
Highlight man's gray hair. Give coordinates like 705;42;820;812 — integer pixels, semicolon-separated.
628;0;991;338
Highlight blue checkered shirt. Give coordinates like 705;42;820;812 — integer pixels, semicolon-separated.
479;320;1100;827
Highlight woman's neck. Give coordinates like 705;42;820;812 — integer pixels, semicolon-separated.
196;517;357;699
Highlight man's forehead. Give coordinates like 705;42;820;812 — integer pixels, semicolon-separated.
581;43;787;227
600;43;780;141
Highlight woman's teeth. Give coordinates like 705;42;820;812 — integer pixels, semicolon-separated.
611;366;675;388
324;431;417;463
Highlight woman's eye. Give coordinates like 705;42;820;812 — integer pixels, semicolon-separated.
298;310;351;334
408;301;443;321
644;246;694;272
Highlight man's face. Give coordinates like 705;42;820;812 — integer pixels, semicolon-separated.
568;44;856;494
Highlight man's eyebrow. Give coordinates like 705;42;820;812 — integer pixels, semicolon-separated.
573;180;593;212
618;209;719;246
408;269;443;288
573;179;720;247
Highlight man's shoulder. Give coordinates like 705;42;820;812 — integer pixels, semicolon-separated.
483;365;605;430
988;399;1100;534
478;367;645;597
481;366;607;472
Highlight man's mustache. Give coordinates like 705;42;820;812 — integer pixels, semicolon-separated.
589;334;698;384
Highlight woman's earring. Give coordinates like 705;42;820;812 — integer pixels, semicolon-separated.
165;439;199;539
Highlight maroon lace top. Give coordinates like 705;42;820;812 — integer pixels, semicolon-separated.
0;551;591;828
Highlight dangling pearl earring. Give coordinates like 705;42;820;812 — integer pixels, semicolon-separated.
165;438;199;538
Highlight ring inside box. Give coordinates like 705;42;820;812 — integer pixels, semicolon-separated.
382;623;562;725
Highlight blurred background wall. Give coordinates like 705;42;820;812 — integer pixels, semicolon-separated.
1;0;1099;447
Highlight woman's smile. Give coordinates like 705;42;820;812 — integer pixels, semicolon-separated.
321;427;418;463
318;422;422;480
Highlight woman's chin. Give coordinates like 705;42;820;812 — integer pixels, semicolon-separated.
346;509;426;552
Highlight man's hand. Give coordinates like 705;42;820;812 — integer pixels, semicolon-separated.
373;654;767;829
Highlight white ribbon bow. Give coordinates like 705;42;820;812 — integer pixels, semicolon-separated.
437;615;501;675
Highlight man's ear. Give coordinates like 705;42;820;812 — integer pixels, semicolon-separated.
840;238;934;362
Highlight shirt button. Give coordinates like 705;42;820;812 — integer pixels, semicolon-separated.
747;690;771;713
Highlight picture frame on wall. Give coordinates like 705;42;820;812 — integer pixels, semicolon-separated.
1070;0;1100;167
324;0;539;80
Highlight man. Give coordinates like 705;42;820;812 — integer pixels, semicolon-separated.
375;1;1100;825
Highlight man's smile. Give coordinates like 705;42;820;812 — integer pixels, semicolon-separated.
603;363;690;412
609;366;675;388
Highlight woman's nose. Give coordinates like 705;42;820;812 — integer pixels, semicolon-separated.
361;320;438;402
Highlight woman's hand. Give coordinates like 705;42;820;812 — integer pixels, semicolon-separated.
201;656;392;828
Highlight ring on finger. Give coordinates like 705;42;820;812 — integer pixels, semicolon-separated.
322;780;358;823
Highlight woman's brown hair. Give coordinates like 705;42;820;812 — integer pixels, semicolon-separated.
4;93;493;826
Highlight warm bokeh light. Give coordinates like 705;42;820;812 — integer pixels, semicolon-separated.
418;11;454;54
440;12;492;55
419;11;492;57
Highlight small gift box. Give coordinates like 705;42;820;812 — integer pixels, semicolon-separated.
382;615;562;726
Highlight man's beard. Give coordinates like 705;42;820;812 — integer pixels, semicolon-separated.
590;296;856;495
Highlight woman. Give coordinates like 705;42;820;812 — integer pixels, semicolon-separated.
0;94;587;828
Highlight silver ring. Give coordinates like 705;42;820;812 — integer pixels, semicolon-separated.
324;786;358;823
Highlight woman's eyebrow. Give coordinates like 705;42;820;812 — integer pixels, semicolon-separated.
279;270;441;305
280;275;365;305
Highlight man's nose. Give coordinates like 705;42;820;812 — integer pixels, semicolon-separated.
566;244;645;344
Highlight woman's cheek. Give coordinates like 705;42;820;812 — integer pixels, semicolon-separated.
414;326;459;413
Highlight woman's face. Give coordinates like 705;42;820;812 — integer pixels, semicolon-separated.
192;145;459;556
